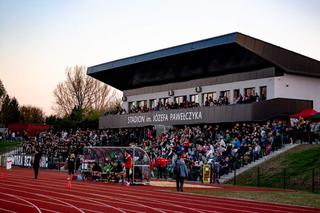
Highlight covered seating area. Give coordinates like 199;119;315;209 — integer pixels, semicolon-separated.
81;146;151;185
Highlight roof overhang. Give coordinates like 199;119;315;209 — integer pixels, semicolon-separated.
87;32;320;91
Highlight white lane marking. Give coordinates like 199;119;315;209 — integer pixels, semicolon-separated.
0;207;17;213
0;181;166;213
0;198;32;208
35;193;84;213
65;193;126;213
40;208;62;213
0;192;42;213
0;184;131;212
0;178;257;213
3;174;312;213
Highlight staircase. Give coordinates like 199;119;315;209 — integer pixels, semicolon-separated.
218;143;299;184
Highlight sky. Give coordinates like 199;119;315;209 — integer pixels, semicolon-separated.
1;0;320;115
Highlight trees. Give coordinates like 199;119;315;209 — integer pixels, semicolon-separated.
53;65;121;117
0;96;20;125
0;80;6;100
0;80;20;126
0;79;7;112
20;105;45;124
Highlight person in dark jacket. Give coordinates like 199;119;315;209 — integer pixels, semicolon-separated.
67;153;76;180
174;154;188;192
33;147;42;179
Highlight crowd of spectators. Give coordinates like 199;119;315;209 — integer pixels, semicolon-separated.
12;120;303;181
129;100;200;114
141;121;287;181
105;92;267;115
234;92;266;104
7;116;318;183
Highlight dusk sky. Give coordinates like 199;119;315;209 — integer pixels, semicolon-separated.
1;0;319;115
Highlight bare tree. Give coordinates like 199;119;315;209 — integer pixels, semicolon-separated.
53;65;121;116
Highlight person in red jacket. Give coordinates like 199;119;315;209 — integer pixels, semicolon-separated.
150;157;155;178
124;151;133;184
157;156;167;179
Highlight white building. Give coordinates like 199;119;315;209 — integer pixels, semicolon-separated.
87;32;320;129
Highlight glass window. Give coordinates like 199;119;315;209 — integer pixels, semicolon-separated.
244;87;255;97
149;99;157;108
174;96;187;104
260;86;267;101
159;97;169;106
128;102;136;110
137;100;147;108
233;89;240;102
220;90;230;99
202;92;217;104
190;94;199;103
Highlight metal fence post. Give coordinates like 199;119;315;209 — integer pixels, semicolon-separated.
59;155;61;172
312;168;315;193
233;163;236;185
283;168;286;190
257;167;260;187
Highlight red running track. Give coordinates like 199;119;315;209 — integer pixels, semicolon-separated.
0;168;319;213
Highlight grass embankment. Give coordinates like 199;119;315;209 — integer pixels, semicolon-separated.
182;145;320;209
0;140;20;154
227;145;320;192
186;189;320;208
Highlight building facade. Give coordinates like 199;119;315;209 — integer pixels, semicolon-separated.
87;32;320;129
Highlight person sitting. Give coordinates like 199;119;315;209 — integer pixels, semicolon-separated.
92;162;102;181
111;161;124;183
102;160;114;182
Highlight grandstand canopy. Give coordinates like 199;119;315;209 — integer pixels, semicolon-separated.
87;32;320;91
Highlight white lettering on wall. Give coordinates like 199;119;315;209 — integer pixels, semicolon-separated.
128;116;145;124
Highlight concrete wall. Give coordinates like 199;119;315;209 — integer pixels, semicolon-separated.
101;98;312;129
274;73;320;111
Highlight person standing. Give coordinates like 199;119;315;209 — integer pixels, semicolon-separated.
124;151;133;184
33;147;42;179
175;154;188;192
67;153;76;180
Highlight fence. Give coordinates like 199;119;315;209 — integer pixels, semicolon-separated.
231;166;320;193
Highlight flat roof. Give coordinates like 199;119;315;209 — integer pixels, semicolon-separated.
88;32;320;91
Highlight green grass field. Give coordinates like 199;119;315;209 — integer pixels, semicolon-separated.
0;140;20;154
227;144;320;192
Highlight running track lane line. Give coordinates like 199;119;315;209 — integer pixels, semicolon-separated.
0;186;79;211
1;175;311;213
1;178;218;213
0;186;124;213
0;174;160;211
9;172;318;213
35;193;85;213
0;176;316;213
0;182;165;213
3;171;320;213
0;207;17;213
1;175;264;213
0;185;138;213
0;197;62;213
0;192;42;213
65;193;127;213
23;179;302;213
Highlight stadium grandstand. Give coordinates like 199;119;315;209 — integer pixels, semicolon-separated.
87;32;320;129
